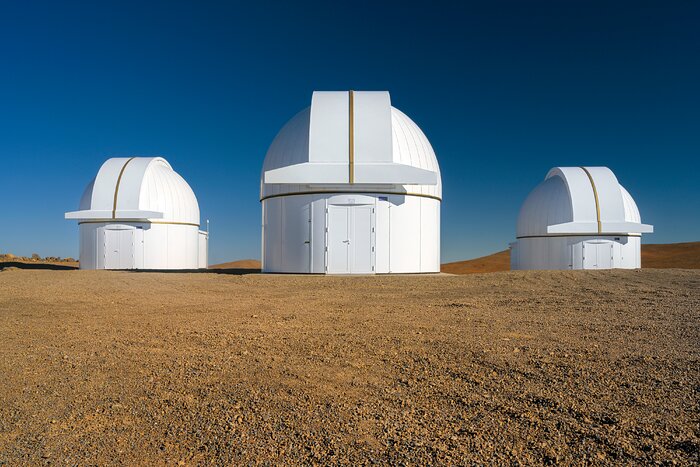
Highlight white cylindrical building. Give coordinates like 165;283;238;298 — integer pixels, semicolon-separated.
511;166;653;270
261;91;442;274
66;157;208;270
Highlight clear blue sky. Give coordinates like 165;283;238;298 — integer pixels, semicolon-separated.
1;1;698;264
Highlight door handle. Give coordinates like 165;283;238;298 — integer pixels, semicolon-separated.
304;241;310;244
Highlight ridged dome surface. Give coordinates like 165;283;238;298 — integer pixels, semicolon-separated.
75;157;199;225
261;106;441;199
516;166;646;237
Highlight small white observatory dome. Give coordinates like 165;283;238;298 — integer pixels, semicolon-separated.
66;157;208;270
510;166;653;270
261;90;442;274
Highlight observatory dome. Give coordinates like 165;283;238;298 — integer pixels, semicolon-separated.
260;90;442;274
511;166;652;270
516;166;650;238
66;157;207;270
261;94;441;201
73;157;199;225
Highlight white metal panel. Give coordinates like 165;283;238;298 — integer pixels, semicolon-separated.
353;163;437;185
79;178;95;210
198;231;208;269
374;198;391;273
263;108;311;172
353;91;392;164
517;175;572;237
309;91;349;165
620;185;641;223
391;107;442;199
117;157;154;216
78;223;98;269
546;167;598;225
264;162;348;184
311;197;326;273
419;198;440;272
509;242;518;270
140;159;200;224
89;158;131;211
281;196;311;273
262;198;284;272
389;195;421;273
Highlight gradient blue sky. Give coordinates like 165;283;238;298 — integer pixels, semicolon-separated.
1;1;698;264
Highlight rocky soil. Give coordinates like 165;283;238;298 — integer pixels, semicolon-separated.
0;268;698;464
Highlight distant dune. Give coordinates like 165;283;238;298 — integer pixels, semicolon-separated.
641;242;700;269
441;241;700;274
209;259;262;270
441;250;511;274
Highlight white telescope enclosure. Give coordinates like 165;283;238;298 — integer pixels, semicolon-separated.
510;166;653;270
66;157;208;270
261;91;442;274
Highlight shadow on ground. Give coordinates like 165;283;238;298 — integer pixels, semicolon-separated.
0;262;79;271
0;262;260;275
128;268;261;275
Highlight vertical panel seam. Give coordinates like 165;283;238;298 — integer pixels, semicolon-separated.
113;157;136;219
349;90;354;184
580;166;602;233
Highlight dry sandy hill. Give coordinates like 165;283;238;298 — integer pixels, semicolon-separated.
442;241;700;274
442;250;510;274
209;259;262;270
0;268;697;464
641;242;700;269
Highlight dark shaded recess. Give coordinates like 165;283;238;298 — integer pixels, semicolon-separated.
0;262;78;271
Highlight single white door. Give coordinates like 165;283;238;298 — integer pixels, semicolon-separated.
327;206;350;273
596;243;613;269
351;206;374;273
104;229;135;269
327;205;374;274
582;242;613;269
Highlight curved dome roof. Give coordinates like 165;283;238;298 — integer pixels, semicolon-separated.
66;157;200;225
516;166;652;237
261;91;441;200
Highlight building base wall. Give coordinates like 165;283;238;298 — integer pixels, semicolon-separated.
511;235;641;270
78;222;201;270
262;193;440;274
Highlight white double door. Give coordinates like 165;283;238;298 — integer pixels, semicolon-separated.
327;204;374;274
104;227;141;269
582;241;613;269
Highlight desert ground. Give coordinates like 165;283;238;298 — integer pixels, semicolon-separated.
0;266;698;465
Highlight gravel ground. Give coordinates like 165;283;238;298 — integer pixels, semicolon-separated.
0;268;698;465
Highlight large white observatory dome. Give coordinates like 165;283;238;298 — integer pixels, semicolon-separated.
261;91;442;274
66;157;208;270
511;166;653;270
261;105;441;200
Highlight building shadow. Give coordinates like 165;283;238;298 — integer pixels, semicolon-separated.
127;268;261;275
0;262;260;275
0;261;79;271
